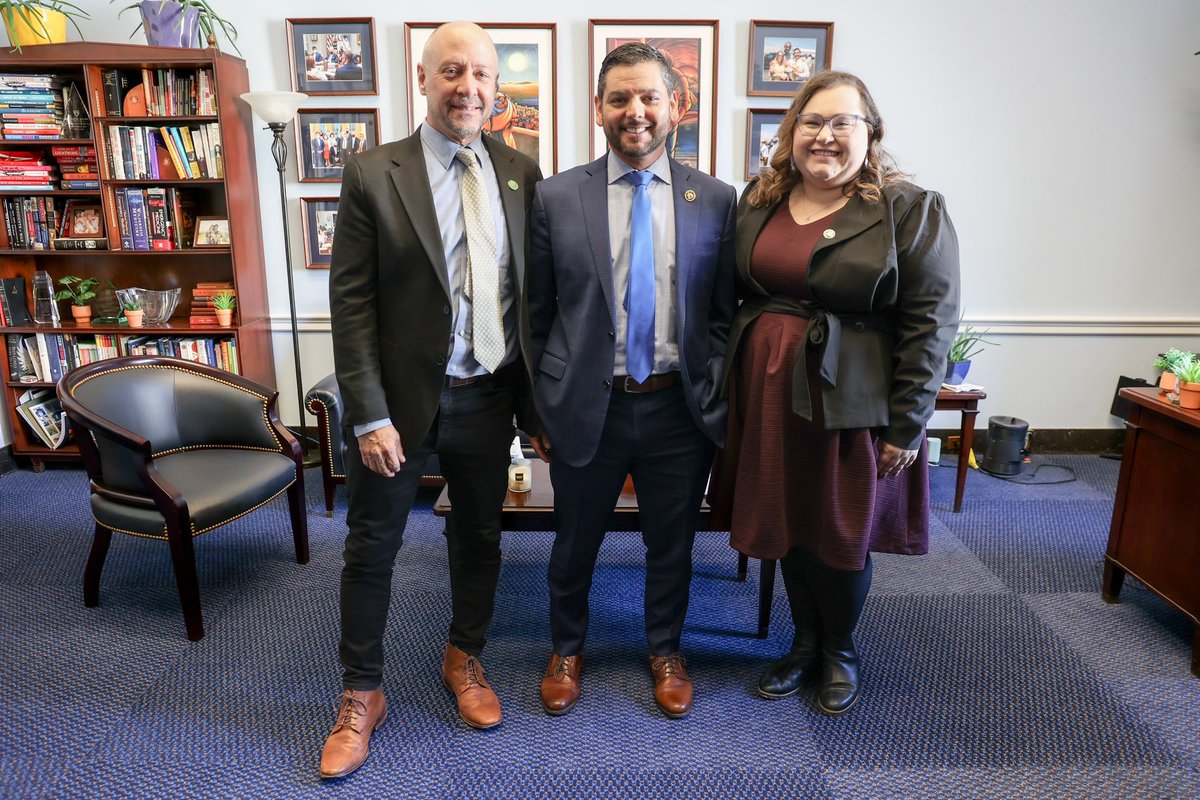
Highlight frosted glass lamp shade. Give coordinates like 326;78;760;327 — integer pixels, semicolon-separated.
240;91;307;124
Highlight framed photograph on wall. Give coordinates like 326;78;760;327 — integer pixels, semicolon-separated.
301;197;339;269
745;108;786;180
287;17;378;96
295;108;380;183
404;22;558;176
588;19;719;175
747;21;833;97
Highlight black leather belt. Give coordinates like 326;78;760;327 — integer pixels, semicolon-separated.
614;372;681;393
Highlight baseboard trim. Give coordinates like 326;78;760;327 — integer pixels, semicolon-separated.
928;428;1124;456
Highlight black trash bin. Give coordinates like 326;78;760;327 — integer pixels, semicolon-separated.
980;415;1028;476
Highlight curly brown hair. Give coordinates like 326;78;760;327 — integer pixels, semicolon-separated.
748;70;907;208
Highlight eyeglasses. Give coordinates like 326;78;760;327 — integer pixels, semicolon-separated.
794;113;871;138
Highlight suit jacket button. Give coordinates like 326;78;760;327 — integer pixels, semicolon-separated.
602;379;611;389
854;322;866;332
443;305;450;315
435;357;445;366
608;330;615;339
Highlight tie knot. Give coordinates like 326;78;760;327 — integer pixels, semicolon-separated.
456;147;478;168
625;170;654;189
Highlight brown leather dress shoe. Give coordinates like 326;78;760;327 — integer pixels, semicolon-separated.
540;653;583;715
441;643;502;729
649;653;693;719
319;688;388;779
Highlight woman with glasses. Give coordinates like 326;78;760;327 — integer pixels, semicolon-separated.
710;70;960;714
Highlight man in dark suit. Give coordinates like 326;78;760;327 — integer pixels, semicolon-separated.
320;22;541;779
527;43;736;719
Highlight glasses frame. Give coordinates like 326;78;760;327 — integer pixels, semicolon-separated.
794;113;872;138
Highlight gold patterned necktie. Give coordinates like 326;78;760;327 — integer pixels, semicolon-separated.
456;147;504;373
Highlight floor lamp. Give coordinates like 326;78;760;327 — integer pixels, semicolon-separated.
240;90;319;465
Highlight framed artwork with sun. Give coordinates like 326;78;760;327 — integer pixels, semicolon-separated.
404;23;558;176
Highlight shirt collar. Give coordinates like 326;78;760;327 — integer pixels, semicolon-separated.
420;124;488;171
606;149;672;186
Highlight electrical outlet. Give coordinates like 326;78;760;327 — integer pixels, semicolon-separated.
946;435;961;453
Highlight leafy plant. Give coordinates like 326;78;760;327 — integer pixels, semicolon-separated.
1173;357;1200;385
210;290;235;310
1;1;90;52
53;275;98;306
947;311;998;363
1152;348;1195;374
111;0;240;55
121;295;142;311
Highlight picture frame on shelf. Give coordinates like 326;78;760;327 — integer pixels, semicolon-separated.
193;217;230;248
286;18;378;96
68;205;102;237
747;20;834;97
745;108;786;180
405;22;559;176
301;197;338;270
588;19;719;175
296;108;380;183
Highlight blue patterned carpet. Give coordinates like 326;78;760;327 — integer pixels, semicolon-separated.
1;455;1197;799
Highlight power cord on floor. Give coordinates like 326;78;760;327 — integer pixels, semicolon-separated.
981;454;1077;485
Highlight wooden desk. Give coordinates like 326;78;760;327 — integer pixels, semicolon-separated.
935;387;986;513
1104;387;1200;677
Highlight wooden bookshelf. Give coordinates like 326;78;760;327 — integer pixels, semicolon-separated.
0;43;275;470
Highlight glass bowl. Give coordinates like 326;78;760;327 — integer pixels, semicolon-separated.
116;288;181;325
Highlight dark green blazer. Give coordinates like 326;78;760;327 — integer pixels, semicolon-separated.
729;180;960;450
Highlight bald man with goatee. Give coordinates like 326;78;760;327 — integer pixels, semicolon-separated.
320;21;541;778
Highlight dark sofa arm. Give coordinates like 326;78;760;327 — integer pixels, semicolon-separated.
305;373;346;477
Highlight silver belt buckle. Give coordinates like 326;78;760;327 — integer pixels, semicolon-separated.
621;375;639;392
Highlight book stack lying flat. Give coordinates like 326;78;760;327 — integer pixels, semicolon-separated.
189;282;234;327
0;73;64;141
0;149;57;192
51;144;98;190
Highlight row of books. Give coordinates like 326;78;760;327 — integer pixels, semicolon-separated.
105;123;224;180
7;331;240;384
110;186;197;251
2;195;61;250
101;67;217;118
0;146;98;192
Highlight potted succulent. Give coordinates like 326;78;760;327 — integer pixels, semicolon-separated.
211;289;235;327
1152;348;1195;394
1173;358;1200;411
122;294;144;328
1;1;88;51
945;311;998;385
111;0;239;54
54;275;99;323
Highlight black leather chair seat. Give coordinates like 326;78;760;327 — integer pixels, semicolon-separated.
91;449;299;539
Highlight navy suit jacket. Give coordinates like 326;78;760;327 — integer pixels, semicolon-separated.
528;154;737;468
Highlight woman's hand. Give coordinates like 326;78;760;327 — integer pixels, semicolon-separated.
877;440;918;479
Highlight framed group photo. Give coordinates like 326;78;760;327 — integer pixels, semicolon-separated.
747;20;834;97
745;109;786;180
588;20;719;176
404;22;558;177
287;17;378;96
295;108;380;183
301;197;339;269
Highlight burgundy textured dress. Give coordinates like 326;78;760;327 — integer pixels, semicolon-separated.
711;203;930;572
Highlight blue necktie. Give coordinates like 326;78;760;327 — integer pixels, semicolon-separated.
624;170;655;383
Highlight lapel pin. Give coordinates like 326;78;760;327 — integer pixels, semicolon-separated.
507;180;519;191
683;189;697;203
822;228;836;239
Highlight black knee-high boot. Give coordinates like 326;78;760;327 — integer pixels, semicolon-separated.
806;553;872;715
757;549;822;699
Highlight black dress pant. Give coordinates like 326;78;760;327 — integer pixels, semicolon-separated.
338;366;519;690
547;383;714;657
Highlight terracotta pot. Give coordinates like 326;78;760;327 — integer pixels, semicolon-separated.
124;309;144;328
1159;372;1177;393
1179;381;1200;411
3;8;67;50
215;308;233;327
70;304;92;323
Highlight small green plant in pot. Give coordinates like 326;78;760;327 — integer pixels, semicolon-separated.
54;275;99;323
121;295;144;328
211;289;235;327
1172;358;1200;410
945;311;998;385
1;1;89;52
1152;348;1195;393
